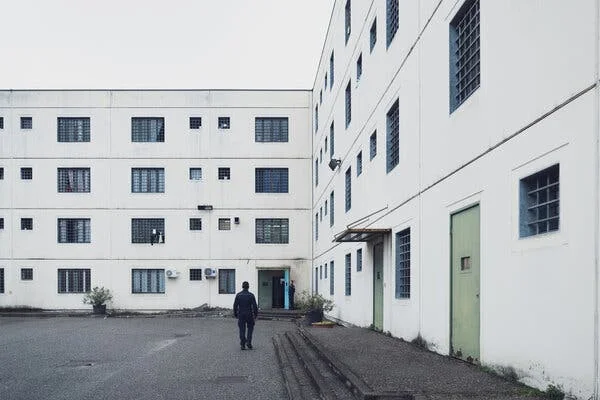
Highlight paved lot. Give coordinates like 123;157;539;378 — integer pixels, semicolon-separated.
0;316;292;400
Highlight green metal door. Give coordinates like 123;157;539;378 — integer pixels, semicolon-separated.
373;242;384;331
450;205;480;363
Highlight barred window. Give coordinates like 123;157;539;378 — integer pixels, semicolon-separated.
370;131;377;160
345;253;351;296
132;269;165;293
189;269;202;281
218;218;231;231
58;218;91;243
0;218;4;229
58;269;91;293
0;117;4;129
320;265;323;279
387;100;400;173
0;268;3;293
325;73;328;90
319;90;323;104
345;167;351;212
449;0;480;112
0;167;3;179
330;191;334;227
21;218;33;230
386;0;399;47
356;151;363;176
21;168;32;180
58;168;90;193
21;117;32;129
315;213;319;241
325;137;328;154
357;248;363;272
370;18;377;52
356;54;363;82
330;122;335;155
131;117;164;142
131;218;165;243
255;117;288;142
189;218;202;231
315;159;319;187
519;164;559;238
324;200;328;216
189;117;202;129
57;117;90;142
132;168;164;193
256;218;289;244
345;82;352;128
315;105;319;133
218;117;230;129
329;261;334;295
255;168;288;193
329;52;334;89
218;269;236;294
21;268;33;280
345;0;351;44
395;228;411;299
218;168;230;180
189;168;202;180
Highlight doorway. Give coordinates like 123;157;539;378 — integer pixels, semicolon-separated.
257;270;286;309
373;242;384;331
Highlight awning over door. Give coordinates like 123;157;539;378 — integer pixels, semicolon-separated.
333;228;391;242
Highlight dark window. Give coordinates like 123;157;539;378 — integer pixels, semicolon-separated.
315;105;319;133
218;168;231;180
319;265;323;279
132;168;164;193
21;168;32;180
356;151;363;176
370;131;377;160
131;218;165;244
132;269;165;293
57;117;90;142
345;167;352;212
132;117;164;142
345;81;352;128
0;218;3;229
387;0;399;47
255;117;288;142
387;99;400;173
315;159;319;187
329;261;334;295
189;218;202;231
330;52;335;89
519;164;560;237
0;117;4;129
189;117;202;129
21;117;32;129
58;168;90;193
315;213;319;241
256;218;289;244
218;218;231;231
395;228;411;299
325;73;328;90
58;218;91;243
21;268;33;280
218;269;236;294
189;168;202;180
255;168;288;193
21;218;33;230
325;200;328;216
319;90;323;104
58;269;91;293
329;122;335;155
345;0;351;44
330;191;335;227
345;253;351;296
370;18;377;52
449;0;480;112
357;248;363;272
0;168;4;180
190;269;202;281
0;268;3;293
325;137;328;153
218;117;230;129
356;54;363;81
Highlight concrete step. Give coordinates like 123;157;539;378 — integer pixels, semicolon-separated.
258;309;304;320
273;333;321;400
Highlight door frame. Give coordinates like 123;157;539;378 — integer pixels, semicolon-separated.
372;241;384;331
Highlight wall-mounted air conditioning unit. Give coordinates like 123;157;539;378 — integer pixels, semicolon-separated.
165;269;180;278
204;268;217;278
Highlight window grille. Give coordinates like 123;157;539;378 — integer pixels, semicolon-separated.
345;0;351;44
329;261;334;295
449;0;480;112
320;91;323;104
255;168;288;193
330;191;334;227
356;151;363;176
189;168;202;180
325;137;328;153
131;218;164;243
519;164;559;237
330;52;335;89
21;268;33;280
58;269;91;293
387;100;400;173
319;207;323;221
218;168;230;180
218;269;236;294
315;159;319;187
21;168;32;180
330;122;335;155
58;218;91;243
255;117;288;142
131;117;164;142
218;117;230;129
189;218;202;231
370;18;377;52
356;54;363;81
325;200;328;216
370;131;377;160
386;0;399;47
345;82;352;128
357;248;363;272
315;213;319;241
58;168;90;193
345;167;352;212
0;218;3;229
57;117;90;142
189;269;202;281
21;117;32;129
345;253;351;296
325;73;328;90
189;117;202;129
0;168;4;180
315;267;319;293
0;268;3;293
256;218;289;244
131;168;164;193
21;218;33;230
315;105;319;133
218;218;231;231
395;228;411;298
320;265;323;279
0;117;3;129
132;269;165;293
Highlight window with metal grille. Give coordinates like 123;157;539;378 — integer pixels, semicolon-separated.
132;269;165;293
58;218;91;243
131;168;164;193
0;168;4;180
370;131;377;160
189;168;202;180
330;122;335;155
218;168;230;180
330;261;334;295
58;268;91;293
356;54;362;82
356;151;363;176
189;218;202;231
255;218;289;244
218;269;236;294
0;117;3;129
255;117;288;142
345;167;352;212
131;218;164;243
325;137;328;154
218;218;231;231
387;0;399;47
395;228;411;298
325;73;328;90
330;191;334;227
319;265;323;279
315;105;319;133
21;218;33;230
0;218;4;229
21;117;32;129
21;167;32;180
324;200;328;216
57;117;90;142
218;117;230;129
21;268;33;280
315;267;319;293
255;168;288;193
370;18;377;52
189;268;202;281
345;253;351;296
519;164;559;238
449;0;480;113
58;168;90;193
387;100;400;173
0;268;3;293
189;117;202;129
315;213;319;241
131;117;164;142
319;207;323;221
330;52;334;89
357;249;363;272
320;90;323;105
345;82;352;128
315;159;319;187
345;0;351;44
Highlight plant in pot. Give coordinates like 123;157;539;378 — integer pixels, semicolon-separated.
83;286;113;315
296;290;334;324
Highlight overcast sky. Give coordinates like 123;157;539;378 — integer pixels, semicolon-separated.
0;0;335;90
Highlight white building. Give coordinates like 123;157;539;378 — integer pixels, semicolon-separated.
312;0;599;398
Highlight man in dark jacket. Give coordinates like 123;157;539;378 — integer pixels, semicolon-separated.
233;281;258;350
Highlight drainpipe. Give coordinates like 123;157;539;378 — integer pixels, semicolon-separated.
593;0;600;398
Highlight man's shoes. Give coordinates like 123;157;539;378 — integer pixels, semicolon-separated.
246;343;253;350
241;344;246;350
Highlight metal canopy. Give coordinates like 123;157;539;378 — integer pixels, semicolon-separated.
334;228;391;242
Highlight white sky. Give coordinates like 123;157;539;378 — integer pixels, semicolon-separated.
0;0;335;89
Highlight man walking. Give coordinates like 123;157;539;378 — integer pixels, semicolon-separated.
233;281;258;350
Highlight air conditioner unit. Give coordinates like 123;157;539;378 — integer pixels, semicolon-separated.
165;269;179;278
204;268;217;278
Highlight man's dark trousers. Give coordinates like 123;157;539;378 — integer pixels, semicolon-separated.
238;314;255;347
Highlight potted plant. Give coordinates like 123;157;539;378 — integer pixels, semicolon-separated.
296;290;334;324
83;286;113;315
